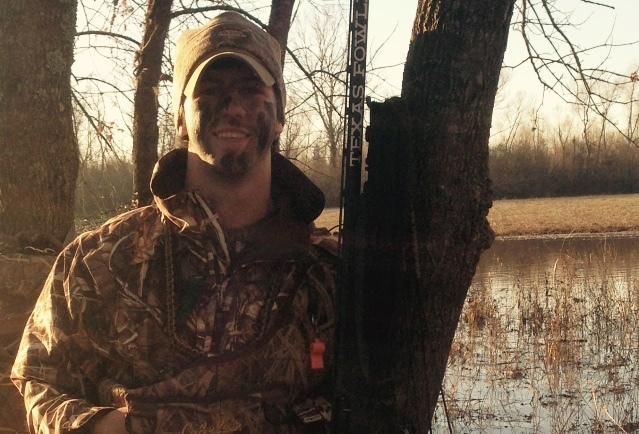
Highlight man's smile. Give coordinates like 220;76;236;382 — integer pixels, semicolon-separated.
214;129;250;140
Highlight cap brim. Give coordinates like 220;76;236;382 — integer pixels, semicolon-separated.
183;52;275;97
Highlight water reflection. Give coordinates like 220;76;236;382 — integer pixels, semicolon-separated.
476;236;639;287
434;235;639;433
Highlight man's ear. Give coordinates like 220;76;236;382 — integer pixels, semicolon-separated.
178;123;188;140
274;121;284;137
177;104;189;139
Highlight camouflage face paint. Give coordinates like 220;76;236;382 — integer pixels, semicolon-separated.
197;95;277;179
183;60;281;180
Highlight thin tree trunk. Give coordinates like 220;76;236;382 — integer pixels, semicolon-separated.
132;0;173;205
0;0;79;246
362;0;515;431
267;0;295;66
268;0;295;155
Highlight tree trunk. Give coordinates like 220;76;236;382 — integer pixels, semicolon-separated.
0;0;79;246
132;0;173;205
267;0;295;155
267;0;295;66
362;0;515;431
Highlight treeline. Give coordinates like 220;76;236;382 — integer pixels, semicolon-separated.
75;160;133;220
490;132;639;199
302;159;342;207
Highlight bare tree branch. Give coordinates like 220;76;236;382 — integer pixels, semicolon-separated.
75;30;140;46
539;0;637;144
71;90;123;161
518;0;639;145
73;75;134;103
580;0;614;9
170;4;254;19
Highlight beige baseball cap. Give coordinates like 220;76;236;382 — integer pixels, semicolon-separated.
173;12;286;126
183;51;275;97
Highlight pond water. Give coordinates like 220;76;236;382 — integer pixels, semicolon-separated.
433;235;639;433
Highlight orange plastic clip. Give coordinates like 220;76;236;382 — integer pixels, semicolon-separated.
310;338;326;371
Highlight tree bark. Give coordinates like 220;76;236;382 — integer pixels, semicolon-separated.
0;0;79;246
132;0;173;205
267;0;295;66
362;0;515;431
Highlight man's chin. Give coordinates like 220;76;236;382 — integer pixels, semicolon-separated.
214;153;251;180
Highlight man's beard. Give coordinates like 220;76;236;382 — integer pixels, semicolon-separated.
209;112;273;180
217;150;253;178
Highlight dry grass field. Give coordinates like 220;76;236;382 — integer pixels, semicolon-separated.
316;193;639;237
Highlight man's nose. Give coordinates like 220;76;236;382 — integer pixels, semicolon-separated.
221;91;247;118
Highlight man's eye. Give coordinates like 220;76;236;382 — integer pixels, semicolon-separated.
197;86;220;96
239;84;264;96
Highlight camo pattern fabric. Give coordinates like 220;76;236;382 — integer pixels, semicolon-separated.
11;151;336;434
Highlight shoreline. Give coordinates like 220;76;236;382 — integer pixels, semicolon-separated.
495;230;639;242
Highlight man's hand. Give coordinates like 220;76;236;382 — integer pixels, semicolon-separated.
91;407;128;434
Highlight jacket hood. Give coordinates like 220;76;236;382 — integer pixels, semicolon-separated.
149;148;325;229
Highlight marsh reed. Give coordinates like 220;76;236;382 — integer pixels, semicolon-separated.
434;239;639;433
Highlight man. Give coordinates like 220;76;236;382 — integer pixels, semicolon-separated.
12;12;336;434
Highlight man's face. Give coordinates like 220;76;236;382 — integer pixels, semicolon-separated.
181;58;283;180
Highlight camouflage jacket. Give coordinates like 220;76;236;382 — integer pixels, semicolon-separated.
11;149;337;434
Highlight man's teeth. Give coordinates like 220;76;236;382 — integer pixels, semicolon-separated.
217;132;247;139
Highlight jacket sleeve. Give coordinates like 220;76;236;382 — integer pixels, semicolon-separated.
11;237;115;434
